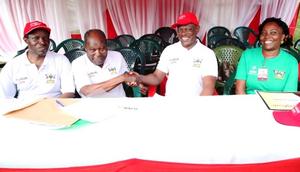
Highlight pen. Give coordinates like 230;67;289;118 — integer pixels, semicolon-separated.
55;99;65;107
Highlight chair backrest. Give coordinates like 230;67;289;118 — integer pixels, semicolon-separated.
213;45;243;95
281;47;300;62
154;27;179;45
115;34;135;48
14;47;28;57
117;47;145;72
294;39;300;53
254;39;261;48
54;39;84;53
49;39;56;51
214;45;243;68
64;49;86;63
207;34;229;49
130;39;162;74
139;34;168;50
233;26;258;48
117;47;145;97
215;37;246;50
106;39;122;51
207;26;231;39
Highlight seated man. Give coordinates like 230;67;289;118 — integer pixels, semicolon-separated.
0;21;75;98
130;12;218;96
72;29;134;98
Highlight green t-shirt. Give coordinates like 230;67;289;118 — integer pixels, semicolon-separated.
235;48;298;94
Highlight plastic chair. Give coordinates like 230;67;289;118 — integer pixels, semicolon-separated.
115;34;135;48
294;39;300;53
213;45;243;95
64;49;86;63
54;39;84;53
207;26;231;39
118;47;145;72
49;39;56;51
130;38;162;75
215;37;246;50
233;26;258;48
207;35;229;49
117;47;146;97
139;34;168;50
154;27;179;45
281;47;300;62
106;39;122;51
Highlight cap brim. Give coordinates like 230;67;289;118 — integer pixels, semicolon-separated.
273;110;300;127
24;26;51;37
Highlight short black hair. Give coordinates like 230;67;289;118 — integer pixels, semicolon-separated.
258;17;293;48
84;29;106;44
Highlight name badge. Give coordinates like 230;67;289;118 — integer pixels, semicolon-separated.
257;67;268;81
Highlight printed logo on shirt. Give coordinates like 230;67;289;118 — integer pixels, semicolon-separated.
45;73;56;84
87;71;97;78
248;66;257;75
169;57;179;64
16;77;28;84
192;59;202;68
108;67;117;75
274;70;285;80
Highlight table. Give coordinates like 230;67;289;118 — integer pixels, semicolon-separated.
0;95;300;171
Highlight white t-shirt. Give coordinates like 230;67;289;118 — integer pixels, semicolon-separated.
0;51;75;98
72;51;128;98
156;40;218;96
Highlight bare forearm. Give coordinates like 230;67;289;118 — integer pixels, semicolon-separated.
235;80;246;95
140;74;161;86
139;70;166;86
80;74;125;96
59;92;75;98
200;76;217;96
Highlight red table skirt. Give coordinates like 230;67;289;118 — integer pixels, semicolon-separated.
1;158;300;172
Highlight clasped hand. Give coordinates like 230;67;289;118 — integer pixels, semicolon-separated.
124;71;148;95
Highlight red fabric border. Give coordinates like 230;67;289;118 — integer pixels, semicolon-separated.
1;158;300;172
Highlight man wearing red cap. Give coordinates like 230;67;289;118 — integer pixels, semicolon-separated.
132;12;218;96
0;21;75;98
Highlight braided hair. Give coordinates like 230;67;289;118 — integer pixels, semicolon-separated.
258;17;293;48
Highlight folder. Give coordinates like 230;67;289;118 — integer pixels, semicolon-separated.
4;99;79;127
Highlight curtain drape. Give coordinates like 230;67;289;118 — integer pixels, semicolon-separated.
0;0;47;56
0;0;299;57
75;0;106;40
106;0;160;39
260;0;298;25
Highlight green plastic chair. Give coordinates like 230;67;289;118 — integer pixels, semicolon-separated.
106;39;122;51
115;34;135;48
118;47;146;97
64;48;86;63
294;39;300;53
213;45;243;95
54;39;84;53
233;26;258;48
154;27;178;45
130;38;162;75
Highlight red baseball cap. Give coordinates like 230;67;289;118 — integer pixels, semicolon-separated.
23;21;51;37
273;102;300;127
172;12;199;28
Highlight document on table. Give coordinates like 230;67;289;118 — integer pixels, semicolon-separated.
257;91;300;110
61;98;141;122
1;98;79;127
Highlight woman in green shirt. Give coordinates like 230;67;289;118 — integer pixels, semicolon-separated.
235;17;298;94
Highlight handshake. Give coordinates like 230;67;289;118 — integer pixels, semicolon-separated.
123;71;148;94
